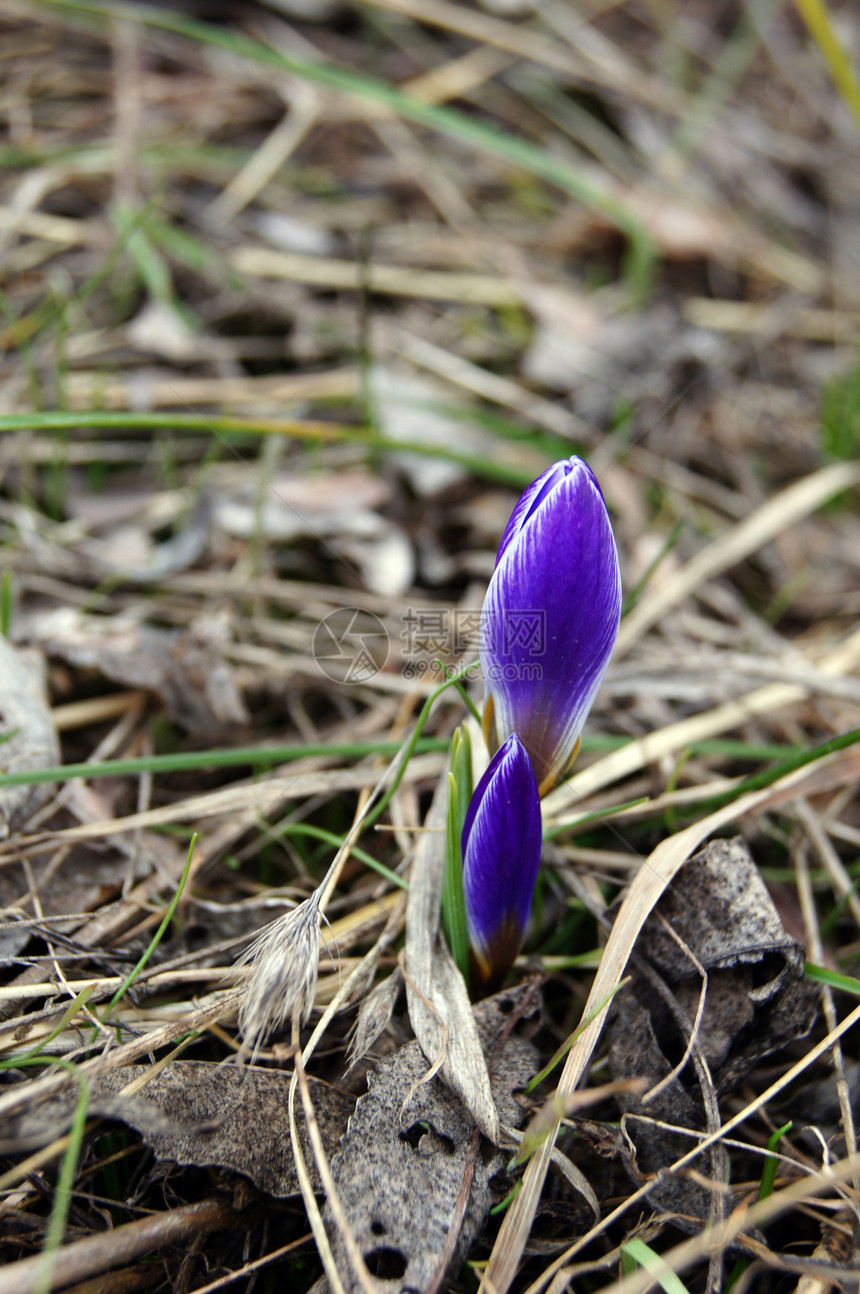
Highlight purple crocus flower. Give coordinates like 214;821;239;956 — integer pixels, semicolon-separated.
462;734;542;992
480;457;621;796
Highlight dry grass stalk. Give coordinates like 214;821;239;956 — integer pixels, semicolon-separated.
0;1199;238;1294
547;626;860;818
615;461;860;658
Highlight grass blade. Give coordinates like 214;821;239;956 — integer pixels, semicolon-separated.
100;834;196;1023
620;1238;691;1294
442;773;469;980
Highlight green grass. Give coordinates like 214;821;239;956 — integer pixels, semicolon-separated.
275;823;409;891
100;835;196;1026
0;412;541;488
441;727;472;982
621;1238;691;1294
36;1065;91;1294
0;738;450;790
821;356;860;461
805;962;860;995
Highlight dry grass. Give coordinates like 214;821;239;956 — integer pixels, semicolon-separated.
1;1;860;1291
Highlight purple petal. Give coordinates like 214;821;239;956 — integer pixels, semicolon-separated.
480;457;621;794
462;734;542;987
496;459;572;567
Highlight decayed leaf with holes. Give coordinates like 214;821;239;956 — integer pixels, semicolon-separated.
4;1061;354;1199
607;837;817;1223
620;836;818;1086
320;986;540;1294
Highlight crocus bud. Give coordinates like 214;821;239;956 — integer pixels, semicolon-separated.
462;734;542;993
480;457;621;796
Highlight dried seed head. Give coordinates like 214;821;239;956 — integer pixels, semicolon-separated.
237;891;321;1052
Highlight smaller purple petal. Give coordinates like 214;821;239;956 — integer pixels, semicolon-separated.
462;734;542;989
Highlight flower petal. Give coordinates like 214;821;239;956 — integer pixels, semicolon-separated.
462;734;542;989
495;459;572;566
480;457;621;794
